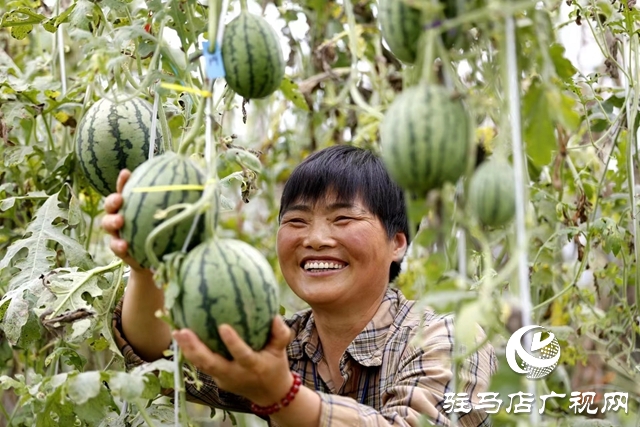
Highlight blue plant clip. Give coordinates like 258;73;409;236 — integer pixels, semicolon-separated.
203;41;226;80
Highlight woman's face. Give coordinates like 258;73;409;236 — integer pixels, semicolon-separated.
276;192;407;310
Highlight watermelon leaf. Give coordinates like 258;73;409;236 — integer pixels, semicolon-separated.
0;276;45;345
0;191;94;292
280;78;310;112
522;79;556;167
67;371;102;406
34;261;124;346
73;387;118;425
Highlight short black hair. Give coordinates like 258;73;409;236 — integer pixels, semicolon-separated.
278;145;410;282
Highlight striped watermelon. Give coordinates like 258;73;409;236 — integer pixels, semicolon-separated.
75;96;162;197
468;159;516;227
173;238;280;359
221;11;285;99
119;152;205;269
380;84;473;195
378;0;422;64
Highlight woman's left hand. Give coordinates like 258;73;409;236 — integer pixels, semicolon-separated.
172;316;295;407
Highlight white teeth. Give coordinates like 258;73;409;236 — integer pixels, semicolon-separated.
303;261;345;271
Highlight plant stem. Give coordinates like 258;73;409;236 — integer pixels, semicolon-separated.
84;213;95;251
343;0;384;120
42;114;55;152
157;97;173;153
204;80;221;236
178;96;207;155
209;0;219;52
144;185;214;266
438;0;537;33
173;347;190;426
625;30;640;323
239;0;248;12
135;400;158;427
0;396;11;426
420;31;437;85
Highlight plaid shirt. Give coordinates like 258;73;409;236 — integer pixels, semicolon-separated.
112;287;497;426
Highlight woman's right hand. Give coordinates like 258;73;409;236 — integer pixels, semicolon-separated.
101;169;148;273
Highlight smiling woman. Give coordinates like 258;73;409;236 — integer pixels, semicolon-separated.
104;145;497;427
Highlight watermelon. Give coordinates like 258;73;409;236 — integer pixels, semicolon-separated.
378;0;463;64
119;152;205;269
76;96;162;197
221;11;285;99
379;84;473;195
468;159;516;227
173;238;280;359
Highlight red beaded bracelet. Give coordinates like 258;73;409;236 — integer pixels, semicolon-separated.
250;372;302;416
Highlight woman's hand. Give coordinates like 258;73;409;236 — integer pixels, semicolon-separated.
173;316;295;407
101;169;146;272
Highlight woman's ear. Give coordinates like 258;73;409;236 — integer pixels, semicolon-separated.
392;232;408;262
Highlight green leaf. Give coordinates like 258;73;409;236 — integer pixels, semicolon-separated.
0;192;94;291
44;346;87;371
522;79;556;167
225;148;262;173
36;385;76;427
280;78;310;112
0;277;45;345
548;325;574;341
1;8;46;39
0;375;27;392
36;268;105;317
3;145;34;167
108;372;146;401
0;190;48;212
548;90;581;132
67;371;102;405
74;387;116;425
549;43;577;80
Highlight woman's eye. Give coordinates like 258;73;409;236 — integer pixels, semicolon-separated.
335;216;353;222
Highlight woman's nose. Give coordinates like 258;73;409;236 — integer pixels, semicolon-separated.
302;221;335;250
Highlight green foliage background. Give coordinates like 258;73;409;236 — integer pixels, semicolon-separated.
1;0;640;425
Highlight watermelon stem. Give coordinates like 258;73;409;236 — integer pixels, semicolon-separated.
144;185;214;266
204;82;221;237
418;29;438;85
171;344;192;425
134;399;159;427
343;0;384;120
208;0;220;53
178;96;207;155
239;0;248;12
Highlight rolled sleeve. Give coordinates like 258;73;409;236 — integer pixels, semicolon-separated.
111;296;147;371
111;297;253;414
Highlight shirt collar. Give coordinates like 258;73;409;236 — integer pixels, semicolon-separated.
286;288;404;367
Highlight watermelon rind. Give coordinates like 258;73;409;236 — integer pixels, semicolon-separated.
380;84;473;195
76;96;162;197
221;11;285;100
173;238;280;359
119;152;205;269
468;159;517;227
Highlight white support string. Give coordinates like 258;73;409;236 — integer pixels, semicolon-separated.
216;0;231;50
58;29;67;96
505;14;538;424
